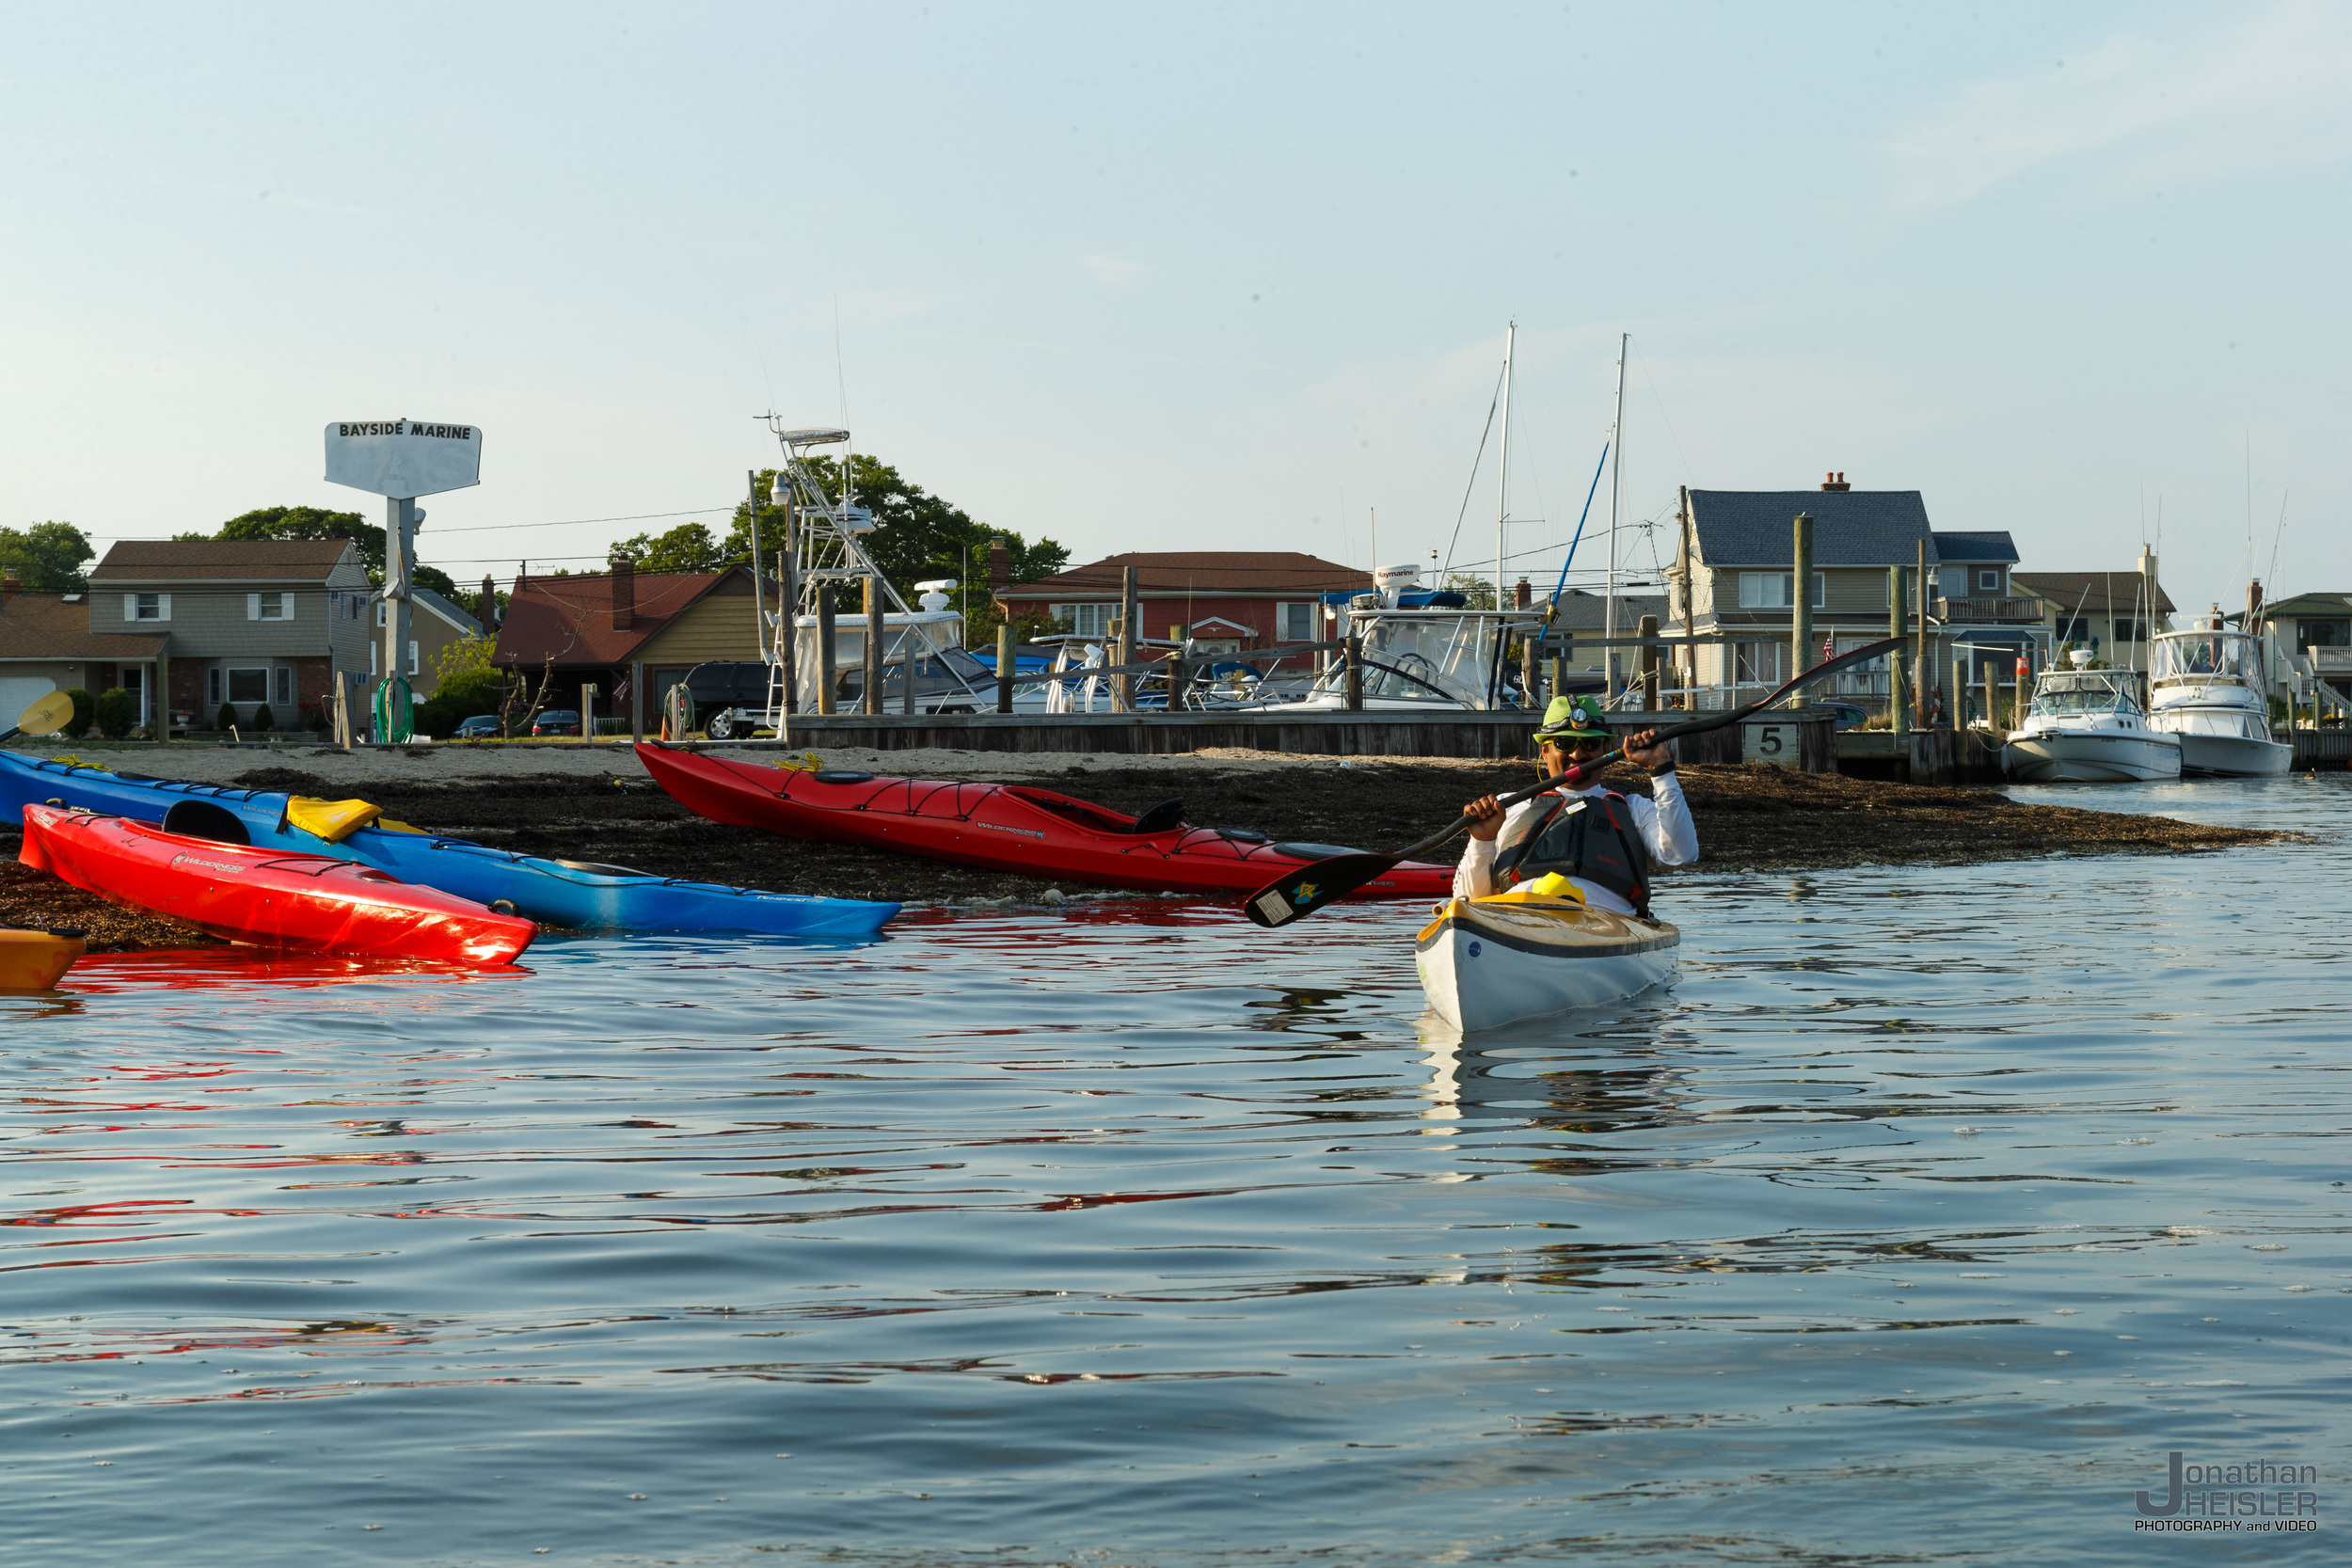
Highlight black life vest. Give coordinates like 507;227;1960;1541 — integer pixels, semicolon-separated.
1493;789;1653;918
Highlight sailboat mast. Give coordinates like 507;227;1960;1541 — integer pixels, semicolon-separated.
1494;322;1515;611
1605;332;1627;700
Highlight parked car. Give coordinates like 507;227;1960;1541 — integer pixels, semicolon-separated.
453;715;501;739
1819;701;1870;731
531;709;582;736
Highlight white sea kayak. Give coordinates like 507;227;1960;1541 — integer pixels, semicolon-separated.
1413;894;1679;1033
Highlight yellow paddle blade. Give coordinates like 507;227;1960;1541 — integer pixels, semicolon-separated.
286;797;384;842
13;691;74;736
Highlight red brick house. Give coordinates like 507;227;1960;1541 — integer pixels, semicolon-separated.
493;562;774;722
993;551;1371;654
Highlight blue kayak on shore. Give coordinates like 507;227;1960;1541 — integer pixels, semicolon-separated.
0;752;898;937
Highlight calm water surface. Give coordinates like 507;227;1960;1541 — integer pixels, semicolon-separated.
5;777;2347;1565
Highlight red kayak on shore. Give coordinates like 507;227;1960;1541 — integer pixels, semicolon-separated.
634;742;1458;899
19;805;537;964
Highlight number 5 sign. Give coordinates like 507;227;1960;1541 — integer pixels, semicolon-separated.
1742;721;1797;767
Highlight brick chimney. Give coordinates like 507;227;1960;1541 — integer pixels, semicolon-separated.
0;574;18;609
1820;471;1850;492
1514;577;1531;609
610;557;635;630
479;574;500;634
988;537;1010;594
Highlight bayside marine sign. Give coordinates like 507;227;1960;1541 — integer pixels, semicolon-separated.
324;419;483;498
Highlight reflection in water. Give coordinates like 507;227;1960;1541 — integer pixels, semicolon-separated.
3;779;2348;1566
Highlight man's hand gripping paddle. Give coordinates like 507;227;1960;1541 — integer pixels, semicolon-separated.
1241;637;1902;927
0;691;75;746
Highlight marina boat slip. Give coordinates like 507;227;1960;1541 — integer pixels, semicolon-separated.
2148;620;2292;777
2000;652;2182;783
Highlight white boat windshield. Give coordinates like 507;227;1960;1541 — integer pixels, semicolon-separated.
2151;631;2263;688
1341;609;1548;707
2030;672;2140;718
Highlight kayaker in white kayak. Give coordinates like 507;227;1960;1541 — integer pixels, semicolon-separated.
1454;694;1697;920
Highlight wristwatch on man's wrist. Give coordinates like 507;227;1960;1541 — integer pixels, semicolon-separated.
1645;760;1676;777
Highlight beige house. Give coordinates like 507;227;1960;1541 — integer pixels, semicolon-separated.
494;561;773;725
77;539;373;730
2014;549;2171;669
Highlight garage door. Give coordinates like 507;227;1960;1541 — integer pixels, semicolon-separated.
0;675;58;726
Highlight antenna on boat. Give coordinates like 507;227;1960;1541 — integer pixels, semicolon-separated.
1495;322;1515;613
1604;332;1628;704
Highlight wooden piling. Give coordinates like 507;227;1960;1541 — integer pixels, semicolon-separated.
1116;564;1138;712
815;584;837;715
863;578;883;716
1888;565;1909;736
1790;514;1813;709
1638;613;1660;710
1344;633;1364;711
995;624;1013;715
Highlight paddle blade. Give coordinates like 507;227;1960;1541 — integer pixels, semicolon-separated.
12;691;73;737
1242;853;1404;928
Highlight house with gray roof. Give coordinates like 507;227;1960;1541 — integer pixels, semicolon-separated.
1669;478;2045;707
87;538;373;730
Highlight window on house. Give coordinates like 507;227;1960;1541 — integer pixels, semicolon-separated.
2111;618;2145;642
1977;569;2002;593
1277;602;1319;643
2296;619;2350;651
249;592;293;621
207;668;223;706
125;593;169;622
1053;603;1119;637
375;602;388;627
2057;616;2094;642
1737;573;1825;610
1734;641;1784;685
276;668;294;706
226;668;269;704
407;641;420;677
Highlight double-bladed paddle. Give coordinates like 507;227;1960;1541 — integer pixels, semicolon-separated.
1241;637;1904;927
0;691;75;746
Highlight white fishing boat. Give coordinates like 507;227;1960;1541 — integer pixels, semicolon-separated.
2147;618;2292;777
1414;894;1679;1033
2000;652;2182;783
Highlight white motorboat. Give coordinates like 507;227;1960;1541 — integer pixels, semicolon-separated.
2000;653;2182;783
2148;620;2292;777
1414;893;1679;1033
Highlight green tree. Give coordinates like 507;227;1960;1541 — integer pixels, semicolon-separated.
664;458;1068;626
1442;573;1501;610
209;505;456;597
607;521;727;574
0;522;96;591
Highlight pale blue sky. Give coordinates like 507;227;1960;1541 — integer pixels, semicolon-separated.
4;2;2345;613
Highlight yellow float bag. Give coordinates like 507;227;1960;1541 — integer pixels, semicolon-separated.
1480;874;1588;905
285;797;384;843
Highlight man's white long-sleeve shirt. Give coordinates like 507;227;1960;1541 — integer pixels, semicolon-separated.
1452;771;1699;915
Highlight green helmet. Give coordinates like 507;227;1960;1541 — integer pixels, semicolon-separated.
1534;694;1613;742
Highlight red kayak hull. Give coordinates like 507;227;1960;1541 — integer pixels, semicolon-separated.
634;743;1456;899
20;805;537;964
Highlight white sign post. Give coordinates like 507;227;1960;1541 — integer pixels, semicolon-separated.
323;420;484;742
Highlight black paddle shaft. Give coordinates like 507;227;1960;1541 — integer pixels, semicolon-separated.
1240;637;1901;927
